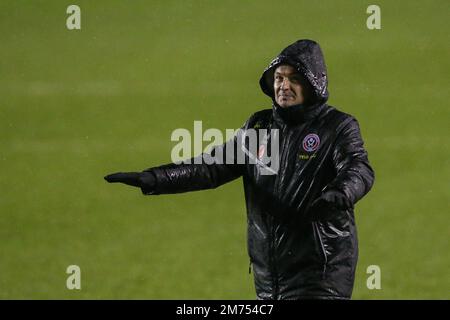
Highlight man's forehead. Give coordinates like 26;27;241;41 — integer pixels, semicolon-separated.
274;64;298;75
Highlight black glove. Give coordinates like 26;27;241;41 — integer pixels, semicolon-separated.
104;171;156;194
308;189;352;221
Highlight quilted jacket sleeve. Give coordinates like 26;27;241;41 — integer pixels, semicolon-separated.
141;130;245;195
325;118;375;205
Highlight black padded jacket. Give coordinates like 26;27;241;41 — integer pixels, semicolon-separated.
143;40;375;299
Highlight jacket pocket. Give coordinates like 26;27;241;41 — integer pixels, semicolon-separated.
312;221;328;278
316;211;353;266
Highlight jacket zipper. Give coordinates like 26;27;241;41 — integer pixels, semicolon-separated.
275;124;290;195
271;124;286;299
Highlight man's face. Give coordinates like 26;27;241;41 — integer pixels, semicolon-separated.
273;64;312;107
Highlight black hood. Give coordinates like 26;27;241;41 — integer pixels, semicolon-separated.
259;39;329;104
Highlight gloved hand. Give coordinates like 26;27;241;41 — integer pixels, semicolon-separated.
104;171;156;194
308;189;352;221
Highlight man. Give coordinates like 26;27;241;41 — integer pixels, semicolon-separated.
105;39;375;300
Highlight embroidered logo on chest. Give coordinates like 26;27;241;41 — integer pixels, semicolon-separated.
302;133;320;152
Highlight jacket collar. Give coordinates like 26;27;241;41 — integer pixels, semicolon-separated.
272;101;326;126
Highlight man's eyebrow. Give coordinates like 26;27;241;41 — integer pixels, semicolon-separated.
274;71;290;76
274;71;300;77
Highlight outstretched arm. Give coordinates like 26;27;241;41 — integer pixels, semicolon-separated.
105;133;244;195
142;135;244;194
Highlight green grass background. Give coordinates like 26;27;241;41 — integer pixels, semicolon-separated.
0;0;448;299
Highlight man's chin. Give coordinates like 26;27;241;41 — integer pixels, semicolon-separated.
276;96;301;107
277;101;296;108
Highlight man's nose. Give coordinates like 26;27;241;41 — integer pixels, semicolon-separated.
281;78;290;90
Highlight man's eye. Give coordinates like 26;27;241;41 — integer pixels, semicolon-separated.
275;76;283;81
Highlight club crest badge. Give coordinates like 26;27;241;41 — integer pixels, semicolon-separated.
302;133;320;152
